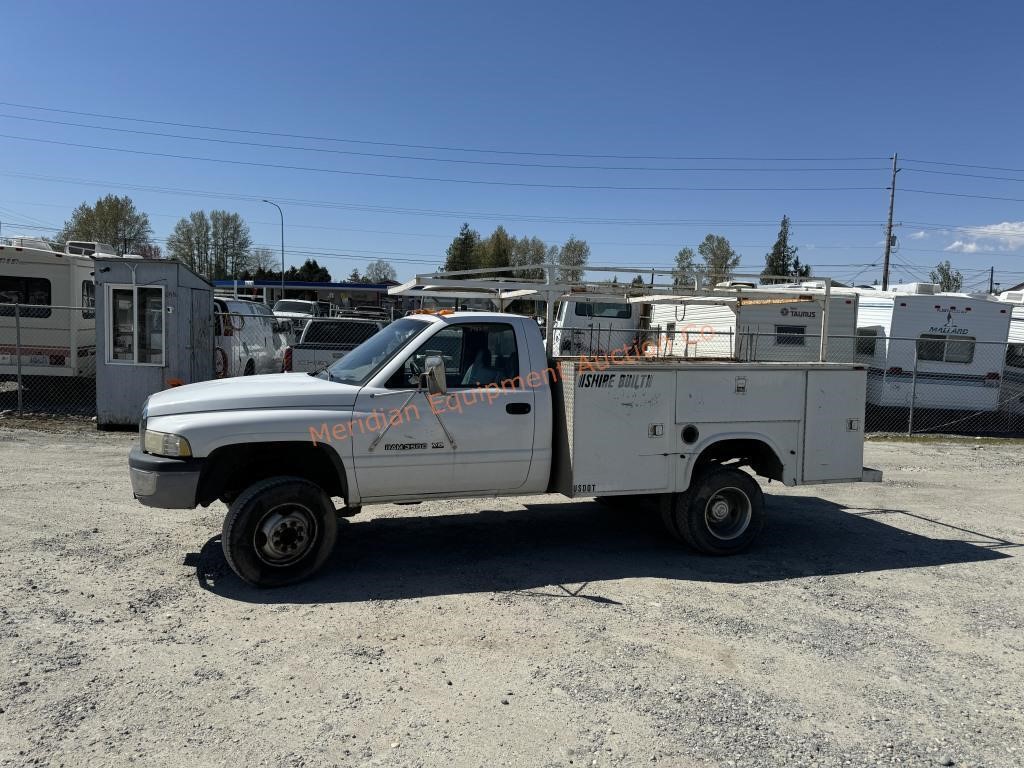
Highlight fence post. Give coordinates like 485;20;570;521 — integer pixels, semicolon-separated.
14;303;23;415
908;341;919;436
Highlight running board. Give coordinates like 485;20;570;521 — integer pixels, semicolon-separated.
862;467;883;482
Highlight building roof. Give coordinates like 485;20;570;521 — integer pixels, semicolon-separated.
212;279;396;292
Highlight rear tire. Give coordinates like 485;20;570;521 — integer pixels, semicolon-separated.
671;468;764;555
222;476;337;587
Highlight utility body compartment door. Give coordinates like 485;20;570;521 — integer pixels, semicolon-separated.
565;368;673;495
802;369;867;482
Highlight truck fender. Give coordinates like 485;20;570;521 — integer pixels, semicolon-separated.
679;431;793;490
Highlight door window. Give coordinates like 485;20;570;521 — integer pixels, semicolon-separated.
107;285;165;365
390;323;520;389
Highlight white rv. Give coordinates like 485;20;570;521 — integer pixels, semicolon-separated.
998;290;1024;418
854;284;1011;412
0;238;111;378
641;286;859;362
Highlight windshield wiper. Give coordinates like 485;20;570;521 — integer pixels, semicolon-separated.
308;363;333;380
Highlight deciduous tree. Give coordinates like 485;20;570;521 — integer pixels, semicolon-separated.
57;194;153;255
557;236;589;283
929;260;963;292
698;234;740;286
364;259;398;283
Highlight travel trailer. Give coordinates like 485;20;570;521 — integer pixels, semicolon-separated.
998;290;1024;418
0;237;114;378
854;284;1011;412
639;285;859;362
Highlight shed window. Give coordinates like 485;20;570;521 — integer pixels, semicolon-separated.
917;333;975;364
775;325;806;345
0;276;51;318
107;285;165;365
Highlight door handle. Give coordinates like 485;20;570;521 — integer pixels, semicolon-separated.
506;402;531;415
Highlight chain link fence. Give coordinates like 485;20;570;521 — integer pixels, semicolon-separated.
550;325;1024;437
0;303;97;416
3;305;1022;437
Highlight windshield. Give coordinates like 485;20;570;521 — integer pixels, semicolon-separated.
274;300;315;314
324;317;430;385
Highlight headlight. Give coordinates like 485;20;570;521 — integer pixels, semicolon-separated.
143;430;192;457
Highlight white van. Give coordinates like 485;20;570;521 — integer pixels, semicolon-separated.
214;298;288;377
551;296;639;356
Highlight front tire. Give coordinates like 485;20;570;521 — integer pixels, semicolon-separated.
671;468;764;555
222;476;337;587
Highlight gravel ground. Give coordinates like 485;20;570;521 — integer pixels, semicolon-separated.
1;423;1022;768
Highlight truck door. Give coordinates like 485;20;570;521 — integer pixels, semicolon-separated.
424;321;536;492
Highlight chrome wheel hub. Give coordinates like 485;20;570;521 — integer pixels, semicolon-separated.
703;487;753;541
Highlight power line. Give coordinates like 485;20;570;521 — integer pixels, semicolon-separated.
0;169;889;227
0;113;889;175
904;167;1024;183
0;100;890;163
0;134;887;194
902;188;1024;203
903;157;1024;174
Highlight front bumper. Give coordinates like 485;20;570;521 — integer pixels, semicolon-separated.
129;446;203;509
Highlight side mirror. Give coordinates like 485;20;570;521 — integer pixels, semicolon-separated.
423;355;446;396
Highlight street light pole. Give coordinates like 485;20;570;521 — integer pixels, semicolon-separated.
262;199;285;303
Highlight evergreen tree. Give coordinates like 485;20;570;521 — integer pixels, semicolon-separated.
444;223;481;274
762;215;798;283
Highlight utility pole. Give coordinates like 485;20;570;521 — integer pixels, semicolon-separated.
881;153;900;290
989;266;995;294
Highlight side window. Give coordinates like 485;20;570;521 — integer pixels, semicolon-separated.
855;328;878;357
389;323;519;389
82;281;96;319
1007;343;1024;369
775;325;806;345
918;334;975;363
0;276;52;318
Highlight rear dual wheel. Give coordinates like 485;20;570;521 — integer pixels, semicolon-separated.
662;467;764;555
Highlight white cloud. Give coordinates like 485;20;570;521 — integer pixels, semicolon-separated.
943;220;1024;253
910;230;927;240
944;240;980;253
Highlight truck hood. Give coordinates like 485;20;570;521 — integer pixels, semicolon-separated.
144;373;359;416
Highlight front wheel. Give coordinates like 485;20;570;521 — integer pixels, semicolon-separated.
222;476;338;587
669;468;764;555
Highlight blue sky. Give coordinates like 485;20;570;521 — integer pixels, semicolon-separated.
3;0;1024;290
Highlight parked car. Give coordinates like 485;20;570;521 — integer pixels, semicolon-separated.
284;317;385;372
272;299;330;323
214;298;288;377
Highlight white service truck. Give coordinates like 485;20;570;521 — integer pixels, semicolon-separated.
129;311;879;587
